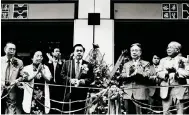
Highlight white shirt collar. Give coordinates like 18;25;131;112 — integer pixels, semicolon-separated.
5;56;13;63
75;59;82;64
153;64;158;68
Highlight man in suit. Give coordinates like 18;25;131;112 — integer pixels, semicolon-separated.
121;43;150;114
1;42;25;114
148;54;162;113
61;44;94;114
157;41;189;114
46;47;64;114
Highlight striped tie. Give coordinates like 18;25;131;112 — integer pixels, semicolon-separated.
76;60;80;79
5;60;11;86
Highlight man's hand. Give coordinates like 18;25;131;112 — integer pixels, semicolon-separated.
150;75;157;80
79;79;85;85
70;79;79;86
157;71;169;81
74;80;80;87
176;68;187;78
46;53;53;63
10;79;19;86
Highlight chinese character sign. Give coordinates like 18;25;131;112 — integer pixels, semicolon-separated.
13;4;28;19
1;4;10;19
182;3;189;19
162;3;178;19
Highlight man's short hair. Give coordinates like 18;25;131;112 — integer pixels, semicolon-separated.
130;43;142;50
4;42;16;49
73;44;85;52
51;47;60;53
168;41;182;52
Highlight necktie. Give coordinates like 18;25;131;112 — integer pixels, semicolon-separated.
76;60;80;79
53;61;58;83
5;60;11;86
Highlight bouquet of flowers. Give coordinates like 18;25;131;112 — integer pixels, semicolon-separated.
85;44;128;115
85;44;111;88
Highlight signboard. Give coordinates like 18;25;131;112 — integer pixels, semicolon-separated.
1;4;10;19
1;3;75;19
114;3;189;19
182;3;189;19
162;3;178;19
13;4;28;19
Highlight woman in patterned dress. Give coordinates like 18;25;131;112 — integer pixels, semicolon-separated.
22;51;52;114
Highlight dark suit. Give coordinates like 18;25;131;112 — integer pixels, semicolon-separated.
61;59;94;114
46;61;64;114
47;62;63;85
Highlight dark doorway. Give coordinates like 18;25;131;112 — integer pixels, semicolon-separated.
1;20;74;65
114;20;189;63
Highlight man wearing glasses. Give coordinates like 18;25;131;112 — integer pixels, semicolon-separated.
157;41;189;114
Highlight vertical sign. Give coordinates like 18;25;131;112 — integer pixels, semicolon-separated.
13;4;28;19
182;3;189;19
162;3;178;19
1;4;10;19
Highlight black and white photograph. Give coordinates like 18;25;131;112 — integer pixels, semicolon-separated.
1;0;189;115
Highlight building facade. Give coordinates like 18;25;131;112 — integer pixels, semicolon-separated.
1;0;189;66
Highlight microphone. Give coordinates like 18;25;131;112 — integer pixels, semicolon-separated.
70;53;74;57
69;53;74;60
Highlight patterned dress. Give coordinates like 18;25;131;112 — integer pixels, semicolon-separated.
30;71;45;114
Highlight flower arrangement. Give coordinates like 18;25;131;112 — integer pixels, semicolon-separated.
85;44;111;88
81;64;89;74
85;44;129;114
12;58;19;67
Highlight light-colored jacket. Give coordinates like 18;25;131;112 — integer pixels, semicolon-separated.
1;56;23;98
1;56;24;114
121;59;150;100
22;64;52;114
157;55;189;99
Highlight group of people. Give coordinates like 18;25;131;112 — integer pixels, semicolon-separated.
120;42;189;114
1;41;189;115
1;43;93;114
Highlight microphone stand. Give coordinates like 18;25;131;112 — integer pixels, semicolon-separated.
69;59;72;115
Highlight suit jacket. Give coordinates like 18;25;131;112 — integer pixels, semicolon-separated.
157;55;189;99
61;59;94;87
61;59;94;102
1;56;24;100
121;59;150;100
46;61;63;84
